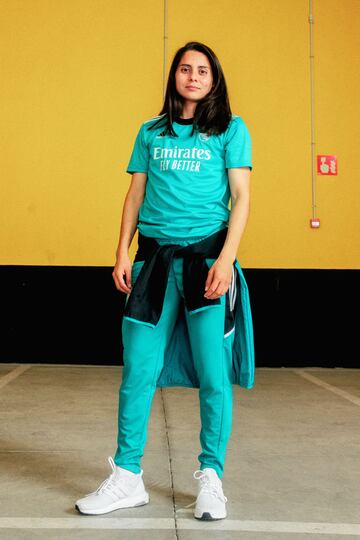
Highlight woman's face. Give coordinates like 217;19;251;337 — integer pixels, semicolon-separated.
175;50;213;104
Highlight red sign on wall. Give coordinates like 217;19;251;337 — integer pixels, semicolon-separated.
317;155;337;175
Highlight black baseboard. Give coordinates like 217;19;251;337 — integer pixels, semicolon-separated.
244;269;358;368
0;266;358;367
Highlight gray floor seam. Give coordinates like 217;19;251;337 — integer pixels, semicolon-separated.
160;387;179;538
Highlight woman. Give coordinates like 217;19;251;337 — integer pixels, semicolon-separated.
75;41;254;521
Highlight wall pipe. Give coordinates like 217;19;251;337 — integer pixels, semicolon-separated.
309;0;317;219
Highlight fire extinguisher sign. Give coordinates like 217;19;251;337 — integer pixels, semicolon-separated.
317;155;338;175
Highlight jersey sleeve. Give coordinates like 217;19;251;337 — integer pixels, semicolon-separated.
224;116;252;171
126;123;149;174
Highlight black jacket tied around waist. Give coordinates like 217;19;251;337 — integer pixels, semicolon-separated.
123;226;239;332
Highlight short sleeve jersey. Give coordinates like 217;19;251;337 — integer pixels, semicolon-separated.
126;114;252;240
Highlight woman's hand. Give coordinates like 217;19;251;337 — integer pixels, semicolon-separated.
112;254;133;294
204;255;233;299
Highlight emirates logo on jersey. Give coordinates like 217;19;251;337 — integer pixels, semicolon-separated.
153;145;212;172
199;133;210;142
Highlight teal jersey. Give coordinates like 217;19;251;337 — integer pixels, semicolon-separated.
126;114;252;240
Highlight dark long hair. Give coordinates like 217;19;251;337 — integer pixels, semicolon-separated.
148;41;232;137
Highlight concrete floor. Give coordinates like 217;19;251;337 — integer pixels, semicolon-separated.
0;364;360;540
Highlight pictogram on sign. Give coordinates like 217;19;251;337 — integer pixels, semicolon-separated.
317;155;337;175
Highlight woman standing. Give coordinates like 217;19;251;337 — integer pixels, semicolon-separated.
76;41;254;521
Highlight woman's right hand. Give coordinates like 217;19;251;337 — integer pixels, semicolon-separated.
112;254;132;294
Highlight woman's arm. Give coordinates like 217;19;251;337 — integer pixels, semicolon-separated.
204;167;251;299
218;166;251;263
112;172;147;293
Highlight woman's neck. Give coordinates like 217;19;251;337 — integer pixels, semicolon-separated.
180;101;196;119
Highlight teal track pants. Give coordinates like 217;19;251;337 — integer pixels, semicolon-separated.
114;240;235;479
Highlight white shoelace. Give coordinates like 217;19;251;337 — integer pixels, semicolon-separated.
193;469;228;503
84;456;129;497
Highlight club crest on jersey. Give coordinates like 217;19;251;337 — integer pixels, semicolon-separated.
199;132;210;142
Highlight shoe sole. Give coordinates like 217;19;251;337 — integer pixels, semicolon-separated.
194;511;226;520
75;492;150;515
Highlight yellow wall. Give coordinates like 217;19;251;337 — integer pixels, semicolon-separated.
1;0;359;268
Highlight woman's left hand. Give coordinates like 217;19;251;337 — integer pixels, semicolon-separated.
204;256;234;299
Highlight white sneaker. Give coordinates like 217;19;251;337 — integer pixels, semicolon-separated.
193;468;228;520
75;456;149;515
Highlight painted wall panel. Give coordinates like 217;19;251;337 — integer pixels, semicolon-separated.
0;0;163;265
313;0;360;268
1;0;359;268
168;0;360;268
